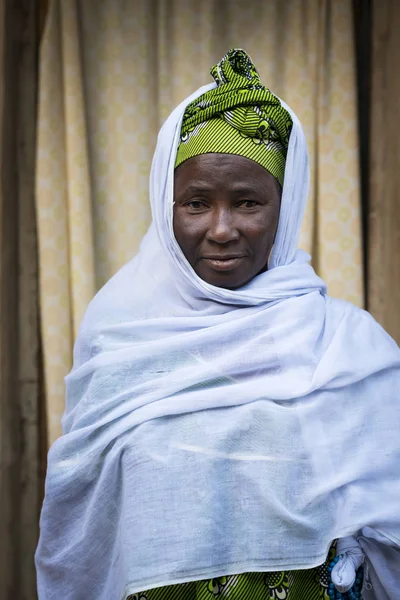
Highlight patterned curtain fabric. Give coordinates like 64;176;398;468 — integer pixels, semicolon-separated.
36;0;363;445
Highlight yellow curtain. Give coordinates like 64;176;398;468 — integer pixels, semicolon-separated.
37;0;363;445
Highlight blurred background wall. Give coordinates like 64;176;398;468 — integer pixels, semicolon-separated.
0;0;399;598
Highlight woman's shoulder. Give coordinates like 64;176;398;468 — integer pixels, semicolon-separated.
326;295;399;367
328;296;396;341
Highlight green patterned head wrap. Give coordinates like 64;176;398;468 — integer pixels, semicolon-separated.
175;49;293;186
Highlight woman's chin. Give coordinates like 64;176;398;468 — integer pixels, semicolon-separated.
195;266;252;290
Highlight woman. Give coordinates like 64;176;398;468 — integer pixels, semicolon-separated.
36;50;400;600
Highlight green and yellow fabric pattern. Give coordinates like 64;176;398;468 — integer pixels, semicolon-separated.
175;49;293;186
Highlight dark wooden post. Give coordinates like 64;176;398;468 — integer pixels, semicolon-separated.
0;1;40;598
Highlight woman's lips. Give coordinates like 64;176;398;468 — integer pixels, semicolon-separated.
202;257;245;271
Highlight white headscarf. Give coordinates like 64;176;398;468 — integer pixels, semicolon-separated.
36;84;400;600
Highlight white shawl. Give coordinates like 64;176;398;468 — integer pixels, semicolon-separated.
36;84;400;600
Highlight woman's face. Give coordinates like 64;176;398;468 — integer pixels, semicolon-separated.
173;153;282;289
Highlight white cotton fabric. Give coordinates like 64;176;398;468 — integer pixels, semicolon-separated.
332;536;364;592
36;84;400;600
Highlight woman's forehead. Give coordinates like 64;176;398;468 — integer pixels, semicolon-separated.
174;153;282;194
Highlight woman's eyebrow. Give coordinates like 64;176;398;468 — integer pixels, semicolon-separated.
229;184;263;193
180;183;213;194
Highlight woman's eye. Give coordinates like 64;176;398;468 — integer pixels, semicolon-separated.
187;200;206;209
239;200;258;208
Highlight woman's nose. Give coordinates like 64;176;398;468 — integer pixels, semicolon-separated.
206;208;240;243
